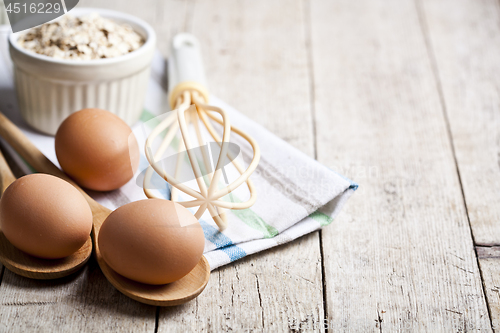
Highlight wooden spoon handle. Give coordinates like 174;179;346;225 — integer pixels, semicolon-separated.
0;112;69;180
0;112;98;207
0;149;17;196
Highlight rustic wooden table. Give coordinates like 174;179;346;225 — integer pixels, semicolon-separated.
1;0;499;331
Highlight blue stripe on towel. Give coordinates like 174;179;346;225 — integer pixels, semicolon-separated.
220;245;246;262
199;220;246;262
349;181;359;191
328;167;359;191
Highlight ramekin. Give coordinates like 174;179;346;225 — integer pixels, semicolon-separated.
8;8;156;135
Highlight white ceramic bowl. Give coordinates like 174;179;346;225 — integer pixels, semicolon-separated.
8;8;156;135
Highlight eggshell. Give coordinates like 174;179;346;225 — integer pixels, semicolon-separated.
0;174;93;259
98;199;205;285
55;108;140;191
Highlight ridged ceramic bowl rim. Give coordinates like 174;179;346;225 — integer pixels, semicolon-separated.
8;7;156;67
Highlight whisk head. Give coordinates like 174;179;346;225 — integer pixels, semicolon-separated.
143;90;260;230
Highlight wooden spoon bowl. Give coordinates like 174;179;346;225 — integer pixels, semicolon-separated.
0;231;92;280
89;200;210;306
0;148;93;279
98;252;210;306
0;111;210;305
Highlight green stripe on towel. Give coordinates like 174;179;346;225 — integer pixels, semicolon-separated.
228;194;278;238
140;109;158;125
309;211;334;227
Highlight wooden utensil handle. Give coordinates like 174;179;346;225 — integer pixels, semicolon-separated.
0;149;17;195
0;112;86;197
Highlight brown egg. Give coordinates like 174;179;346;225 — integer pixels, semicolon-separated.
0;174;93;259
55;108;140;192
98;199;205;285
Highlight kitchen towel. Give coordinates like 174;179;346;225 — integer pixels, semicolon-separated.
0;26;357;270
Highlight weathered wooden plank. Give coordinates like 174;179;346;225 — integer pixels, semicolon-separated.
155;0;195;57
418;0;500;247
79;0;158;27
418;0;500;329
311;0;491;331
192;0;315;154
0;260;155;332
157;0;324;331
80;0;194;58
477;247;500;331
159;233;323;332
477;257;500;332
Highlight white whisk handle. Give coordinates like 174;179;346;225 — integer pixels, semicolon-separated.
169;33;208;99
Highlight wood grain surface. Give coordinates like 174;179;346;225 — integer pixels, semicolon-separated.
0;0;497;331
419;0;500;247
311;0;491;331
0;261;156;332
478;247;500;331
419;0;500;330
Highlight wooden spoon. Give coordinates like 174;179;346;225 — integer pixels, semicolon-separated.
0;112;210;305
0;148;93;279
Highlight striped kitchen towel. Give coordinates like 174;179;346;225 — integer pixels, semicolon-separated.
0;27;357;270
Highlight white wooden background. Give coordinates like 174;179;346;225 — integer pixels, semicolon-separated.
1;0;499;331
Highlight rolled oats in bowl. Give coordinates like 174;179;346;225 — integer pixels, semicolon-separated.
17;13;144;60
